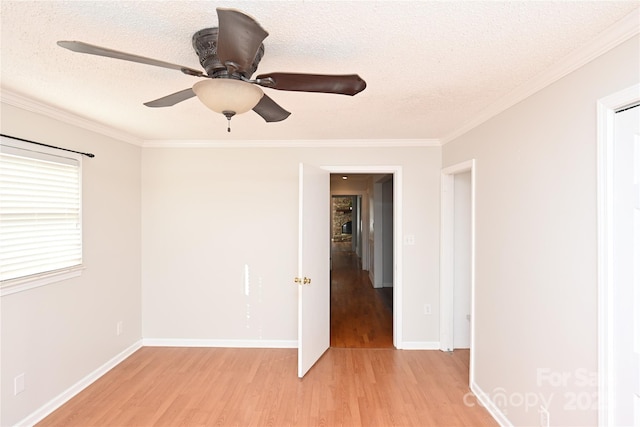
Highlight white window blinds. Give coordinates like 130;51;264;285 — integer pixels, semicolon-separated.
0;141;82;282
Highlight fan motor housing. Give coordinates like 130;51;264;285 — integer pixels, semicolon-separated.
192;28;265;79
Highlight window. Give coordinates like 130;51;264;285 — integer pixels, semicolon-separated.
0;136;82;294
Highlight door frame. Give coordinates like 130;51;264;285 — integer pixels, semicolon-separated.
440;159;476;384
597;83;640;426
324;165;403;348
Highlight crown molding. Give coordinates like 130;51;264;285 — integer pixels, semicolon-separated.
0;89;144;146
441;7;640;145
143;138;442;148
1;88;440;148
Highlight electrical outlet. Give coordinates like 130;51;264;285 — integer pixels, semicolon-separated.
116;321;123;336
14;373;25;395
424;304;431;315
539;405;549;427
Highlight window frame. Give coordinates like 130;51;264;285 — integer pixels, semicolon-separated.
0;136;84;296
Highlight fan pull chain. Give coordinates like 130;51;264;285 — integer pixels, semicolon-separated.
223;111;235;133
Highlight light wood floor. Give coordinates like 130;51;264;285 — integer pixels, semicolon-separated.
38;243;496;426
330;241;393;348
37;347;496;426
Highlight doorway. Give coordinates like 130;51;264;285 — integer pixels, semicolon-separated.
440;160;476;384
297;164;403;376
329;174;394;348
453;171;472;350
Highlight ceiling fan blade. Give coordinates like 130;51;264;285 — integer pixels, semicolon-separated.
216;8;268;75
255;73;366;96
57;41;205;77
144;88;196;108
252;94;291;122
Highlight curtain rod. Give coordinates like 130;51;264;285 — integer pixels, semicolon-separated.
0;133;95;158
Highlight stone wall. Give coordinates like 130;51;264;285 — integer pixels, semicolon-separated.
332;196;353;241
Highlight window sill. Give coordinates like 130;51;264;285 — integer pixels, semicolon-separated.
0;265;85;297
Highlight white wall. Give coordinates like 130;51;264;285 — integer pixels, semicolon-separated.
0;103;142;426
141;146;441;346
442;35;639;426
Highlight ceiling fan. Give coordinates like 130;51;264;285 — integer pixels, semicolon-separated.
57;7;367;131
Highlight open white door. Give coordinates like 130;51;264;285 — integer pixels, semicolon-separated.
607;102;640;425
297;163;330;378
598;87;640;426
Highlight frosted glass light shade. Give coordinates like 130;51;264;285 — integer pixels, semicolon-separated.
193;79;263;114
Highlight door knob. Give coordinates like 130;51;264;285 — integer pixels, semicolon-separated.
294;277;311;285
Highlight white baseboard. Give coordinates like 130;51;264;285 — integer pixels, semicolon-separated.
399;341;441;350
143;338;298;348
16;340;143;427
470;380;513;427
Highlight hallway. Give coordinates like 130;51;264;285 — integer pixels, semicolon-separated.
330;241;394;348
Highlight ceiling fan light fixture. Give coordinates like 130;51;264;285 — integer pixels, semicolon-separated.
57;8;365;126
193;78;263;115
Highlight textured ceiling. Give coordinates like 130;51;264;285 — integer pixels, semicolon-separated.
1;1;638;143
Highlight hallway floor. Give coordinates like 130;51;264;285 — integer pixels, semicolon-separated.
330;241;394;348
